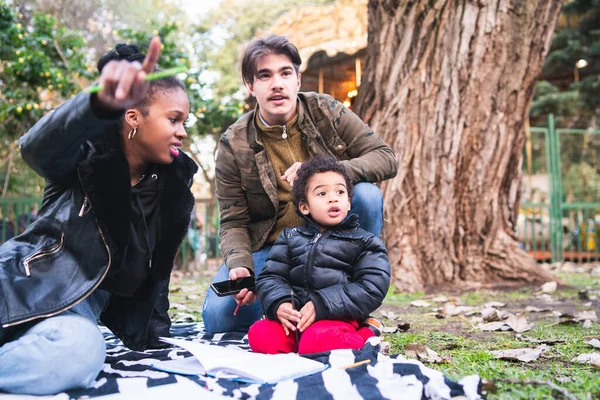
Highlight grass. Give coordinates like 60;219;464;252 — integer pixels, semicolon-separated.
169;266;600;399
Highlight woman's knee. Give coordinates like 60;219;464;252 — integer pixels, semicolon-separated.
57;316;106;389
6;315;105;394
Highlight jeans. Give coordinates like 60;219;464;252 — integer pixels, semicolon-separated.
0;289;110;395
351;182;384;237
201;182;384;334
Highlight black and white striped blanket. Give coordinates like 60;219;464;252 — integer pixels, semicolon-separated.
57;323;482;400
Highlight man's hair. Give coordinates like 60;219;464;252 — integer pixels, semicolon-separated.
97;43;185;115
241;34;302;84
292;156;353;210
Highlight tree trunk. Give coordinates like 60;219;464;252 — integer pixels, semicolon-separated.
355;0;563;292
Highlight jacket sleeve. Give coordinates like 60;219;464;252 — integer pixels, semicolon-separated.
324;95;398;184
145;276;172;349
19;91;122;184
312;235;391;321
256;231;294;320
215;132;255;272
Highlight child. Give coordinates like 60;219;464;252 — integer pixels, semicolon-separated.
248;157;391;354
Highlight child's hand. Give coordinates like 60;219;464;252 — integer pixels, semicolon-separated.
276;302;301;336
297;301;316;332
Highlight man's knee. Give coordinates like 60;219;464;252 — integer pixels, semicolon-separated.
352;182;383;207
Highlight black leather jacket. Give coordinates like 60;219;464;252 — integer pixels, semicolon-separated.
257;213;391;322
0;92;197;350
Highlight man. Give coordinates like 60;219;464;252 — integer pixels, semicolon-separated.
202;34;397;333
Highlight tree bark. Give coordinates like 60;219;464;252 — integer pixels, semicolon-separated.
355;0;563;292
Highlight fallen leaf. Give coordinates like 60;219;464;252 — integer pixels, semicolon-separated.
483;301;506;308
505;314;534;333
396;321;411;332
437;303;476;318
380;310;397;320
515;334;565;345
578;290;590;301
431;296;449;303
171;303;188;310
559;319;579;326
410;300;431;308
186;294;200;300
555;376;570;383
481;308;511;322
491;346;545;362
535;293;554;302
480;379;498;394
477;321;510;331
525;306;551;313
574;310;598;322
541;281;558;294
574;352;600;369
404;343;450;363
584;339;600;349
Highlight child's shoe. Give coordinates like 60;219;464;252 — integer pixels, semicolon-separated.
361;316;384;337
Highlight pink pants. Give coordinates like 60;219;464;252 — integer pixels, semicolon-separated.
248;319;374;354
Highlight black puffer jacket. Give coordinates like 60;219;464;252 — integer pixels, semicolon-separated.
257;213;390;322
0;92;197;350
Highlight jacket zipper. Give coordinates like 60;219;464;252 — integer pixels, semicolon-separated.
306;232;323;291
78;196;88;217
22;232;65;276
2;169;113;328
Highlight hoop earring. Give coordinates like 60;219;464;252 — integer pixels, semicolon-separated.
128;127;137;140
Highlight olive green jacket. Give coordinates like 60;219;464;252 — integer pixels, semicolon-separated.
215;92;398;272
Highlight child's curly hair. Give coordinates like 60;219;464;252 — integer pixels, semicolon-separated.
292;156;354;210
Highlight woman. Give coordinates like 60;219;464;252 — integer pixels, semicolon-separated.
0;37;197;395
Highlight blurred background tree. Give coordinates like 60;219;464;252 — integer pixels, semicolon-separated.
196;0;333;100
1;0;333;199
530;0;600;128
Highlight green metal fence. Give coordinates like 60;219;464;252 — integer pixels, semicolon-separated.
520;115;600;263
179;203;221;270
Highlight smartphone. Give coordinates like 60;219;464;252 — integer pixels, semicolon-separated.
210;276;256;297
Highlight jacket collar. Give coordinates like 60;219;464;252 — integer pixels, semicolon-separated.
297;211;362;237
248;95;309;152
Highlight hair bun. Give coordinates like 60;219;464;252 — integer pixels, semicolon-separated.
97;43;146;72
114;44;145;62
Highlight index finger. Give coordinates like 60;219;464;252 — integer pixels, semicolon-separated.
242;290;255;305
142;36;161;74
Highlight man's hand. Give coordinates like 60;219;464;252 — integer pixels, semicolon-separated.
94;36;161;111
297;301;316;332
230;267;257;306
276;302;301;336
281;162;302;186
